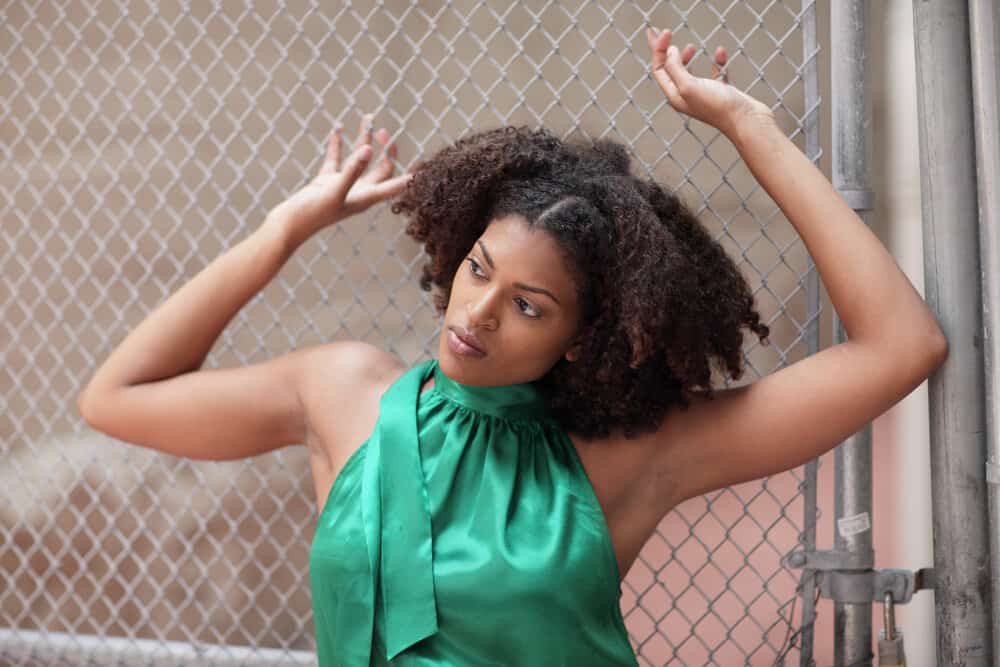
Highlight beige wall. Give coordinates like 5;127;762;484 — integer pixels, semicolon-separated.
869;0;937;663
1;1;941;664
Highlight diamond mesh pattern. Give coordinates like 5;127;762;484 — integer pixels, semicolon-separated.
1;1;822;665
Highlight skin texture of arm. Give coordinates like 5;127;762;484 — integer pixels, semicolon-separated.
77;114;412;461
76;221;313;458
641;29;948;510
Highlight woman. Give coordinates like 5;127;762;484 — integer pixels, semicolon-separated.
78;29;948;666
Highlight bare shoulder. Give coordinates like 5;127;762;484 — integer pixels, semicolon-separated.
295;341;406;461
297;340;406;394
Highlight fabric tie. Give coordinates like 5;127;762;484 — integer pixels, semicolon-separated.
358;360;439;663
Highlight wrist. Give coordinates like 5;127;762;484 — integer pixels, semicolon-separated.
255;213;304;265
723;107;781;152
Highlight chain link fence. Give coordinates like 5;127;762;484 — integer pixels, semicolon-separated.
1;1;823;664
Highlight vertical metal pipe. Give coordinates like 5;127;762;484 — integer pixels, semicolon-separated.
967;0;1000;663
798;3;821;665
830;2;874;665
911;1;993;663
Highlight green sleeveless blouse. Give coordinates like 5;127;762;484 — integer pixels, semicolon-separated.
308;358;636;665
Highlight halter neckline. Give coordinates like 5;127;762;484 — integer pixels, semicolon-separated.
430;359;552;422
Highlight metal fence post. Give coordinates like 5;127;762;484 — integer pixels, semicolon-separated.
830;2;875;665
911;1;993;663
798;3;823;663
968;0;1000;663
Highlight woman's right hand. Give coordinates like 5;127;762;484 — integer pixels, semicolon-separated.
266;113;414;244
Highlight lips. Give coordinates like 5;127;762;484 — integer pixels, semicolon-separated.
450;326;487;355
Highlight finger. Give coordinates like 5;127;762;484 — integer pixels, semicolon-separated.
664;43;698;95
378;131;399;177
347;171;415;210
647;28;686;109
662;79;688;113
360;129;397;182
319;123;343;176
645;26;657;56
332;143;374;199
715;46;728;66
653;63;686;113
713;46;729;83
355;112;374;150
681;43;696;68
646;27;672;71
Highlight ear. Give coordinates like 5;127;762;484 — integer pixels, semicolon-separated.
564;322;590;362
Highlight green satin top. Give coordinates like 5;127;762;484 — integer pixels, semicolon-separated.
308;358;636;665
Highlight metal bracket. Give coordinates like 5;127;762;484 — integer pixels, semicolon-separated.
986;460;1000;485
784;549;934;604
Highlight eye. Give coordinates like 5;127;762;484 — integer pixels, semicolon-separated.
466;257;542;319
466;257;486;278
515;297;541;318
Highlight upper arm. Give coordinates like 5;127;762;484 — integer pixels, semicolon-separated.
77;340;396;461
651;337;948;508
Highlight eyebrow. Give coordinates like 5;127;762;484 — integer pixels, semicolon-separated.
476;240;561;305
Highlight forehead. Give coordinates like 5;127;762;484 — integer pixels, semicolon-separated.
477;215;572;280
473;215;565;272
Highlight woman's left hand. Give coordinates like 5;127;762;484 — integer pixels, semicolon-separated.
645;27;773;137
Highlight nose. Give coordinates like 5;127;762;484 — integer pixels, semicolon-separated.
466;287;499;330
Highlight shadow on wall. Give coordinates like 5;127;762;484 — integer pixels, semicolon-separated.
0;433;317;652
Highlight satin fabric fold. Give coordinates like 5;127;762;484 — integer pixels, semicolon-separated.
374;360;438;659
309;359;637;665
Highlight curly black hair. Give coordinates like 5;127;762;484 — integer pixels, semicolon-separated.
391;126;770;440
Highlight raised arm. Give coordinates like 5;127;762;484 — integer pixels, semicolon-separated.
77;114;413;460
642;29;948;507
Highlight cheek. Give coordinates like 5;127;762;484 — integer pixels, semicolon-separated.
506;321;574;356
444;280;464;310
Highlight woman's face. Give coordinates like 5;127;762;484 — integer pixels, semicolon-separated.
437;214;584;386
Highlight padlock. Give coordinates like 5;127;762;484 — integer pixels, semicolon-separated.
878;591;906;666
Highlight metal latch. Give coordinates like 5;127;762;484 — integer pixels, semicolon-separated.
783;549;935;604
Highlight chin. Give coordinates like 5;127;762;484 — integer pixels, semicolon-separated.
435;338;462;376
436;342;492;386
437;345;473;376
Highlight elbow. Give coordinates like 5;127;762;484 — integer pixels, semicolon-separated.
929;331;949;367
924;310;950;366
77;386;111;429
77;373;121;427
880;327;949;384
934;334;949;368
920;329;949;375
76;390;97;426
908;310;949;372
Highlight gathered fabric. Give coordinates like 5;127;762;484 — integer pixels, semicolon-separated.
309;358;637;666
